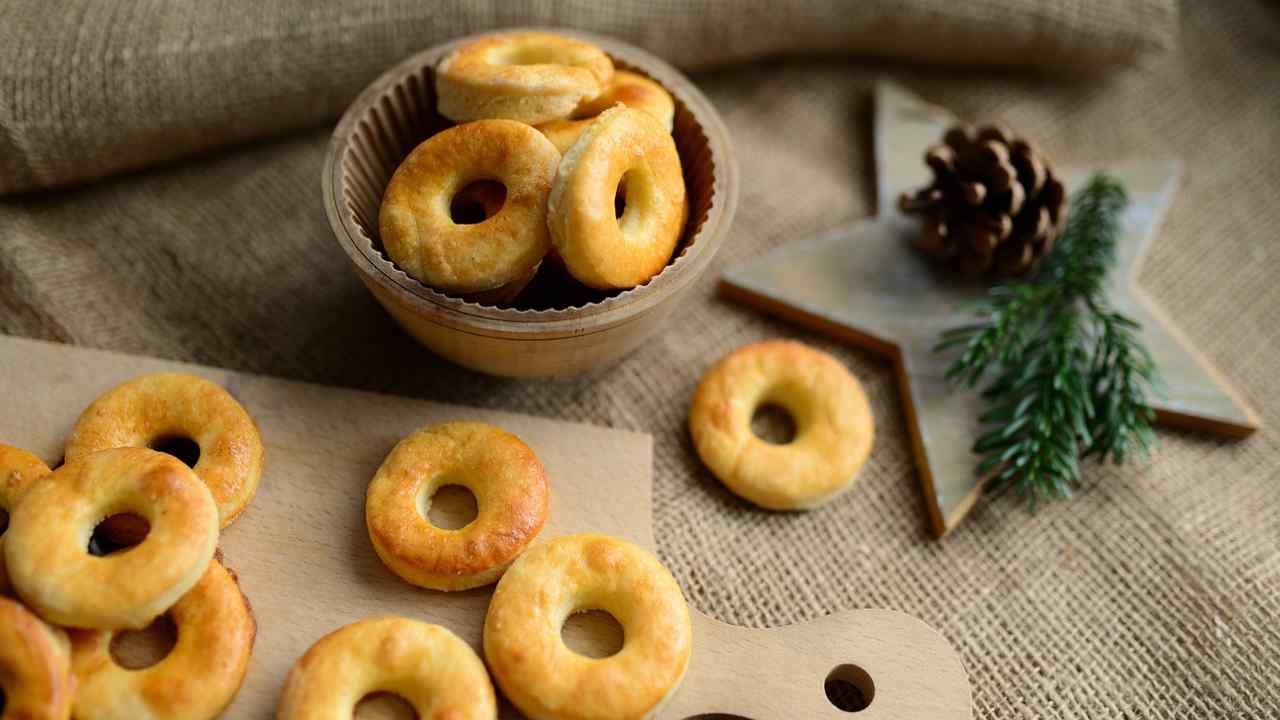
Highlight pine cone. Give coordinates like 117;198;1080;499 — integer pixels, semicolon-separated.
898;124;1068;276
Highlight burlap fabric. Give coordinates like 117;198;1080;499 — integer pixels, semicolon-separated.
0;0;1177;195
2;1;1279;717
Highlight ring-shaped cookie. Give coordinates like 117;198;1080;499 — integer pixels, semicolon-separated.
4;447;219;629
463;260;541;307
0;444;51;595
0;596;74;720
538;71;676;154
689;340;874;510
366;421;548;591
548;105;688;290
277;617;496;720
436;31;614;124
380;120;560;294
65;372;265;528
68;558;255;720
442;180;540;306
484;533;693;720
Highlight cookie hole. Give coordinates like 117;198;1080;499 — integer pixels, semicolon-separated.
614;173;629;219
354;691;418;720
449;180;506;225
50;455;65;470
499;44;566;66
110;613;177;669
0;508;8;537
419;484;478;531
825;664;875;713
0;687;5;714
751;403;797;445
562;609;625;659
149;435;201;468
88;513;150;556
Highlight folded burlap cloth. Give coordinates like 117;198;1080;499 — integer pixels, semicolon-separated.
4;1;1280;718
0;0;1176;194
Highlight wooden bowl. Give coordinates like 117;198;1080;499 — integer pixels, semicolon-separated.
323;29;738;377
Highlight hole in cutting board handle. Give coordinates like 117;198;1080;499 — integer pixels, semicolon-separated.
826;663;875;712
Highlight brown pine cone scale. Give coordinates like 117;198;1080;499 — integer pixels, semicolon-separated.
898;124;1068;276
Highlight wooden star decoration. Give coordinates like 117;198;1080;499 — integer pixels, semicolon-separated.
720;81;1260;537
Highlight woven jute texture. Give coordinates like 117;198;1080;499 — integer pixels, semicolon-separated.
0;0;1176;195
1;1;1278;718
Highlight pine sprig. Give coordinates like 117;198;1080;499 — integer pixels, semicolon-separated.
936;174;1161;507
1085;310;1159;465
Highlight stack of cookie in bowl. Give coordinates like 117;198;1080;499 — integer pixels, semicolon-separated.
379;31;688;306
0;373;263;720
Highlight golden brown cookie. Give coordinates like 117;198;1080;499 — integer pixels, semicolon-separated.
5;448;219;629
69;559;255;720
277;617;496;720
548;105;687;290
65;372;265;528
462;260;541;307
537;70;676;154
0;595;75;720
436;31;614;124
440;180;541;306
0;444;51;595
380;119;560;294
689;340;874;510
484;533;692;720
366;421;548;591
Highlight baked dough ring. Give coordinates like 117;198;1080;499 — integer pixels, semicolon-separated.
380;119;560;294
441;180;540;306
366;421;548;591
0;444;51;595
548;105;688;290
689;340;874;510
65;372;265;528
484;533;693;720
277;617;496;720
4;447;219;629
0;595;74;720
463;260;540;307
436;31;614;124
68;559;255;720
538;71;676;154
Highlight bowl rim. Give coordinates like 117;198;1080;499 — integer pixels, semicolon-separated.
322;27;739;337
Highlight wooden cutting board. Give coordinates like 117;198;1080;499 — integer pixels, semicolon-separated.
0;335;971;719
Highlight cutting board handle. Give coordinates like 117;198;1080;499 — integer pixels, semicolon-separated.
660;609;972;719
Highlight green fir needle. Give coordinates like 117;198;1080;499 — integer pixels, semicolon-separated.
936;174;1162;509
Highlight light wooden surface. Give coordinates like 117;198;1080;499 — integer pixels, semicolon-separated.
0;335;970;718
721;81;1259;539
324;29;739;377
